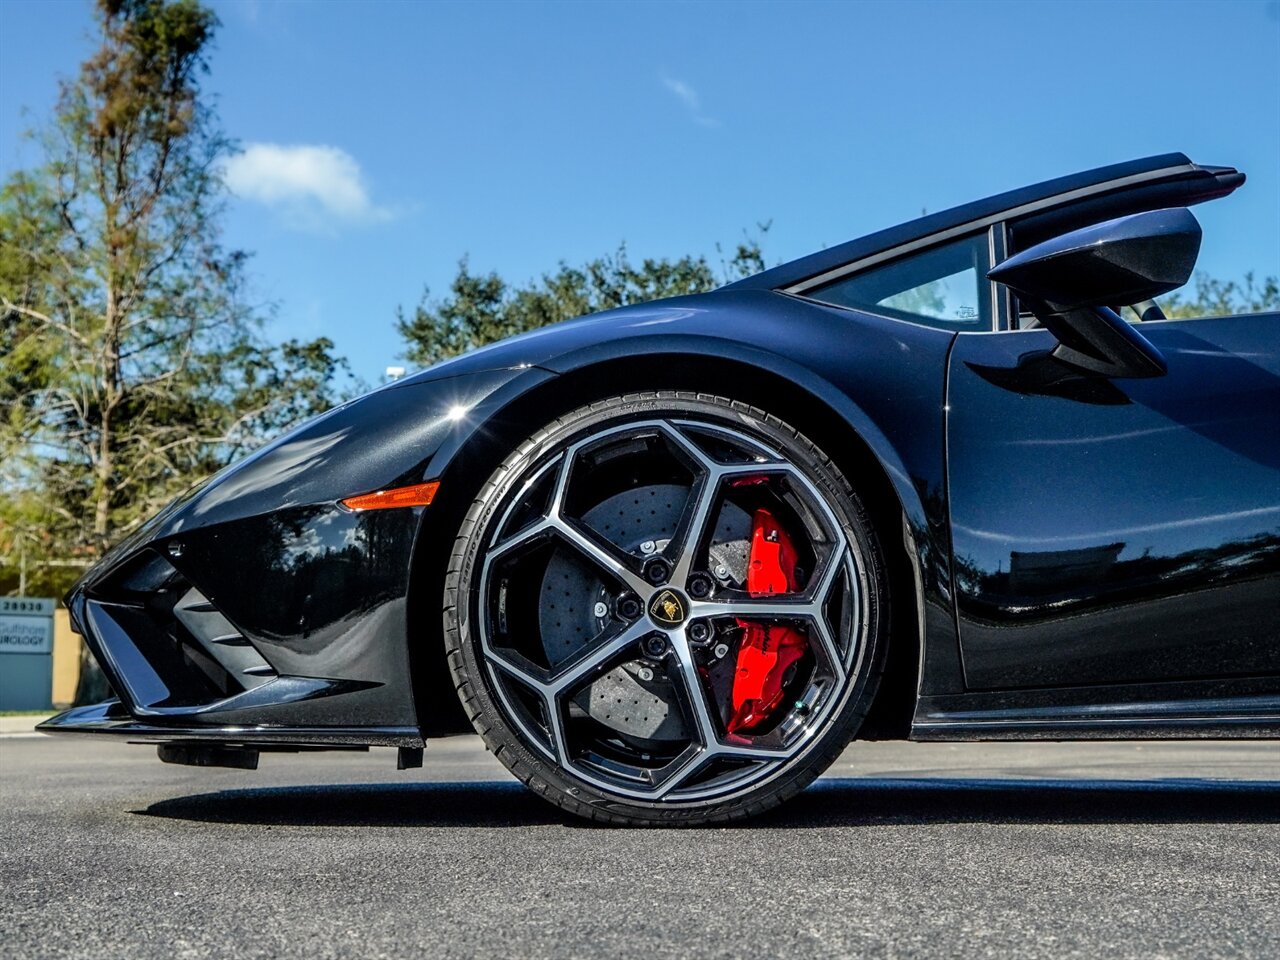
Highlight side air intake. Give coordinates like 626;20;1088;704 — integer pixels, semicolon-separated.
79;549;278;710
172;588;275;691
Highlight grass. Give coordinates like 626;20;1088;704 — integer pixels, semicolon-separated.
0;710;55;717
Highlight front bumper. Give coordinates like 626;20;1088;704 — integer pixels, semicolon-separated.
48;504;423;738
43;363;554;747
37;701;420;747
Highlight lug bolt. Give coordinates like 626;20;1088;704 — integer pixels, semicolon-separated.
617;595;642;620
639;540;657;556
644;558;671;585
592;601;608;619
643;634;669;658
687;620;711;643
712;642;730;660
688;574;713;599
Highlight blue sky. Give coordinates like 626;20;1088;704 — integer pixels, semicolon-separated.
2;0;1278;382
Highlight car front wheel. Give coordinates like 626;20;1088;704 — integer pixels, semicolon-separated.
444;391;888;825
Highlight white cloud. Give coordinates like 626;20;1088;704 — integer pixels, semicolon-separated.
660;74;719;128
224;143;393;230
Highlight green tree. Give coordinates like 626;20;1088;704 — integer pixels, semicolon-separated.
0;0;349;602
402;224;1279;372
1160;271;1279;319
397;229;769;368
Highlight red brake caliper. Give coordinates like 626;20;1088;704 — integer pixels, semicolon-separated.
726;508;808;734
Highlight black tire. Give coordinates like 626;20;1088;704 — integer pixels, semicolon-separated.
443;391;889;825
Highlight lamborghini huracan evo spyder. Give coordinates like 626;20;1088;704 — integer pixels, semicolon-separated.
42;154;1280;825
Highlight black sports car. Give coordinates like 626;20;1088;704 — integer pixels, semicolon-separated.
43;153;1279;825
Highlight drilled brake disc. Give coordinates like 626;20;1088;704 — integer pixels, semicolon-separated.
537;483;751;748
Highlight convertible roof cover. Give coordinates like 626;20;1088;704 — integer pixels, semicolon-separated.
728;153;1244;292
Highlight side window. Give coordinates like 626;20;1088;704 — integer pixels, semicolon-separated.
805;233;993;332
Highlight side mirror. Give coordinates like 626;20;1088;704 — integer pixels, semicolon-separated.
989;208;1202;378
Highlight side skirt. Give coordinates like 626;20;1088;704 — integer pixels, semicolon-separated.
912;690;1280;740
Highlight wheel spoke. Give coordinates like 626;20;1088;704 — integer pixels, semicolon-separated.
491;617;650;698
489;450;652;596
654;727;791;799
545;445;656;596
661;426;826;593
548;513;652;598
489;510;649;597
662;431;796;589
689;541;846;620
546;692;570;764
654;626;792;791
668;474;720;587
808;610;848;685
491;620;651;765
488;516;552;558
547;619;651;695
665;628;722;752
643;422;719;588
546;619;651;764
689;596;823;619
710;740;792;760
811;542;847;604
653;421;722;473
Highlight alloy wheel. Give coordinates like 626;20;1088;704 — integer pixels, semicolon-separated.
472;417;868;803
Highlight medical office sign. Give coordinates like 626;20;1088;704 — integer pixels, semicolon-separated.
0;598;54;655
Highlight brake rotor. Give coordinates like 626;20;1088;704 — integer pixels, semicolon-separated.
538;483;752;748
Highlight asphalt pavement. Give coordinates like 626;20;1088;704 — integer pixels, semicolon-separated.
0;733;1276;959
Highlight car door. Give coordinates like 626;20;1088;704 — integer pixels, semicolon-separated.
946;312;1280;689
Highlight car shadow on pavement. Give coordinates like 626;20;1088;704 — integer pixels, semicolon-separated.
759;777;1280;828
137;776;1280;829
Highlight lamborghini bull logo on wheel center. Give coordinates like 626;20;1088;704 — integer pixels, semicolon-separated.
648;589;688;626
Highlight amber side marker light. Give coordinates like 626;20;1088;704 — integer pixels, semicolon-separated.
341;480;440;512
